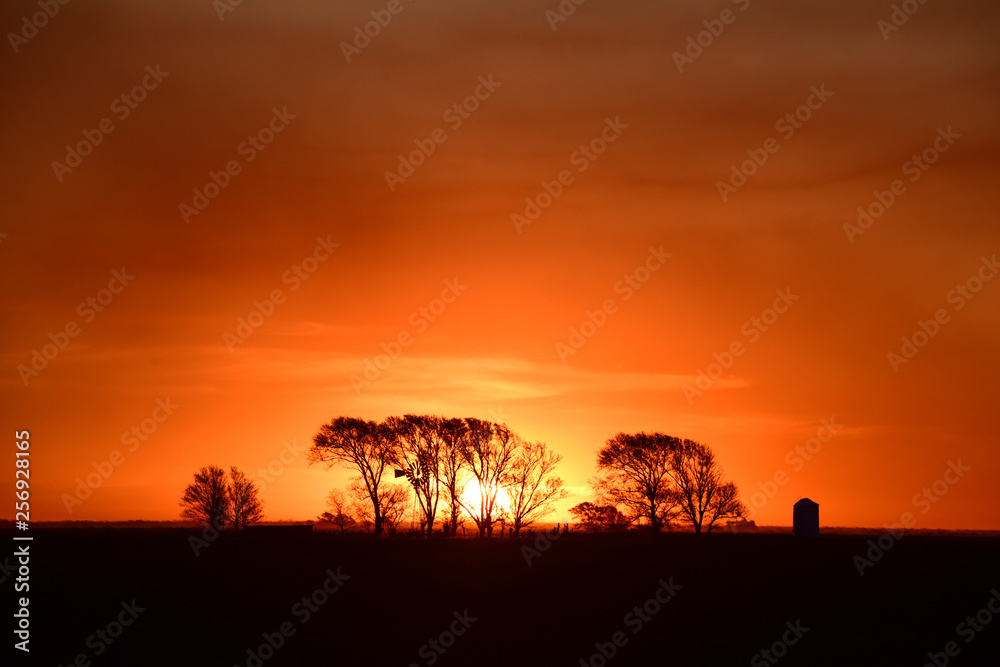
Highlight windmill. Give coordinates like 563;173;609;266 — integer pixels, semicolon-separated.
395;459;428;531
394;460;424;487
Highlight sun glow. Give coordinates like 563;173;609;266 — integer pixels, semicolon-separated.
460;481;512;516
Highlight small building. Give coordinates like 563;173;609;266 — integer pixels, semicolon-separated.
793;498;819;537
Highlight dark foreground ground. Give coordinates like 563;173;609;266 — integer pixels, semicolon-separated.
6;528;999;666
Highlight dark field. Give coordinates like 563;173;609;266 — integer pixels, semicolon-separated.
10;528;1000;666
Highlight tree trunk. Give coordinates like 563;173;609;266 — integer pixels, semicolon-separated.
648;497;661;533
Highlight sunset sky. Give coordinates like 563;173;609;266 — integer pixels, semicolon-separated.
2;0;998;529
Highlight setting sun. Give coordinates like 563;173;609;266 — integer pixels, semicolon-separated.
4;0;999;664
460;481;511;518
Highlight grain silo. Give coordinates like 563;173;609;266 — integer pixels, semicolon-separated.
793;498;819;537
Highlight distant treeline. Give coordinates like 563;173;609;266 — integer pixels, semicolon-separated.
308;416;747;537
310;415;567;538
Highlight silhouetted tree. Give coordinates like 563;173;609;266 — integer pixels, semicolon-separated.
325;488;356;535
387;415;446;535
505;438;569;537
592;432;680;532
569;502;631;532
458;419;516;537
438;417;470;537
379;483;411;535
180;465;230;530
309;417;395;536
349;478;409;536
228;466;264;531
668;440;747;533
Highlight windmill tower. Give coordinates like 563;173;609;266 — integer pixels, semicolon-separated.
395;460;426;531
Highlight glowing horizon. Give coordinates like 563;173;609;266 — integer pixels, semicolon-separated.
2;0;998;532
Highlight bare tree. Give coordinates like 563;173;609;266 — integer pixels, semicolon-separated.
505;438;569;537
228;466;264;531
438;417;469;537
325;488;356;535
378;483;411;535
387;415;445;536
180;465;231;529
668;439;747;533
704;482;745;533
592;432;680;532
458;419;516;537
349;478;410;536
309;417;395;536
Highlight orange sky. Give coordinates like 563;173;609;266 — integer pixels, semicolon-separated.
2;0;998;529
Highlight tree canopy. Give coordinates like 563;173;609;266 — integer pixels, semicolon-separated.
592;432;745;533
